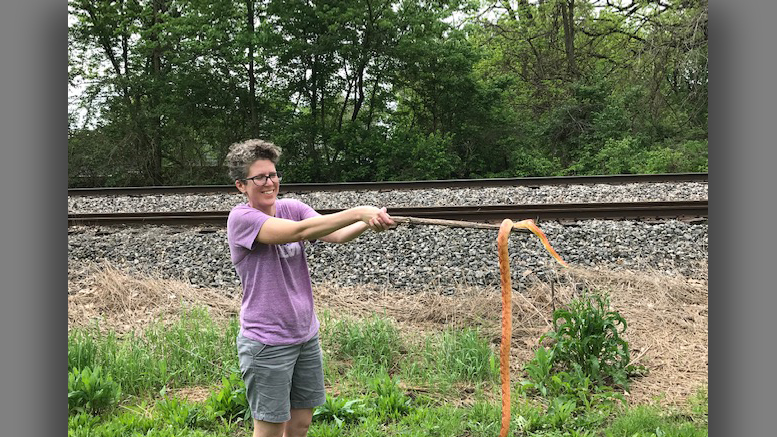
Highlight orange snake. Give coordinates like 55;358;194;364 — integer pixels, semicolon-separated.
497;219;568;437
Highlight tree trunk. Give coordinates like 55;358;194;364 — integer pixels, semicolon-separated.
366;69;382;130
247;0;257;136
351;62;366;122
560;0;579;79
338;66;352;132
147;0;166;185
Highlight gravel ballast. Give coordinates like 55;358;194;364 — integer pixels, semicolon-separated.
68;181;708;293
68;182;708;214
68;219;707;294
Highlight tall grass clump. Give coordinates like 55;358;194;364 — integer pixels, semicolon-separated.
367;371;413;421
141;307;240;386
322;313;403;372
421;327;498;384
68;328;99;371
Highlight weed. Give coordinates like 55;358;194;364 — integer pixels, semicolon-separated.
203;370;251;424
68;365;122;415
521;352;625;414
368;371;413;421
545;397;577;428
465;399;502;435
395;404;466;436
155;396;207;429
309;420;349;437
541;291;635;390
687;385;708;425
313;395;368;427
67;412;101;435
521;346;556;397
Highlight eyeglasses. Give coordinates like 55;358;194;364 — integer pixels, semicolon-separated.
242;172;283;186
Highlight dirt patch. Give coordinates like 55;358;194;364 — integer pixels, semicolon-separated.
68;261;707;408
169;386;213;403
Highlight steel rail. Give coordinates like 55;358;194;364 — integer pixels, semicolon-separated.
68;173;708;197
68;200;707;227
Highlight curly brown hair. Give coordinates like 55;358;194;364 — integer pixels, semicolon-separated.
225;139;282;181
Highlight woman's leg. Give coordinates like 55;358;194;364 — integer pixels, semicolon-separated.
252;419;285;437
283;408;313;437
286;335;326;437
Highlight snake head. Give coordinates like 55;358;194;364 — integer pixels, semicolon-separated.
512;219;569;268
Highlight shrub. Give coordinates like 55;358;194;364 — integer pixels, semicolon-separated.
519;290;643;420
632;140;708;174
595;137;642;174
508;143;562;177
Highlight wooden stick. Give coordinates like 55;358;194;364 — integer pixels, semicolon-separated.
391;216;530;232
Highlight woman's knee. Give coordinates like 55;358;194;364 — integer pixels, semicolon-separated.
252;419;285;437
285;408;313;436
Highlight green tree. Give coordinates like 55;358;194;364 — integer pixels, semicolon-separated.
68;0;706;187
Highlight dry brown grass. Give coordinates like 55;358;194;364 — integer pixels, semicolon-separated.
68;261;241;335
68;260;707;408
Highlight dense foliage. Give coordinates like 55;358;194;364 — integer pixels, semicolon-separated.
68;0;707;187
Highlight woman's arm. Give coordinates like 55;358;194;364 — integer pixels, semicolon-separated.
255;206;394;245
318;221;370;244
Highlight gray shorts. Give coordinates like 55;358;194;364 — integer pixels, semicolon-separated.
236;333;326;423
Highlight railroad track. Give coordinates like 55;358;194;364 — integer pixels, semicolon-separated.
67;200;708;227
68;172;708;197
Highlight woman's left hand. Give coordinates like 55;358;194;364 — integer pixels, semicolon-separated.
367;207;395;232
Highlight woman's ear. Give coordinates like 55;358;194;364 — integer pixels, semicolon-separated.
235;179;246;194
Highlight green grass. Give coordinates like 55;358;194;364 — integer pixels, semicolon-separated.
69;307;240;397
68;306;707;437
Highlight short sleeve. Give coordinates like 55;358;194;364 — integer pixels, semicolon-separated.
227;204;271;264
292;198;321;221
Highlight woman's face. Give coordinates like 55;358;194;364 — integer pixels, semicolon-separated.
236;159;280;215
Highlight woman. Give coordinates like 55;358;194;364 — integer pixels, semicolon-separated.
225;139;395;437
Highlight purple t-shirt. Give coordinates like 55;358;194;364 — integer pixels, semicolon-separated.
227;198;321;345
